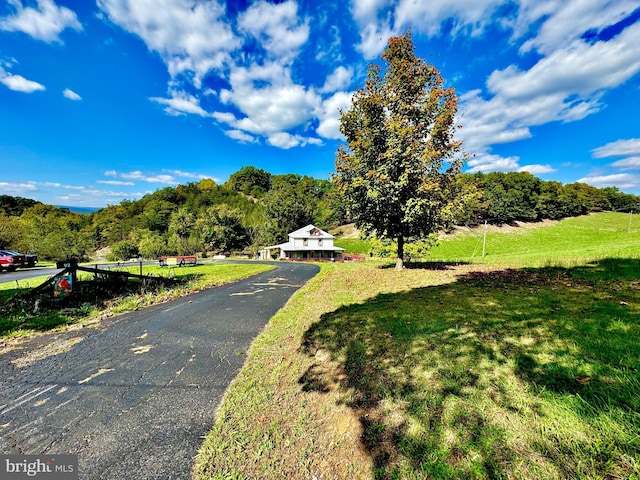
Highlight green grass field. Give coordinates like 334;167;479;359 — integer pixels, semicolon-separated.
429;212;640;266
195;213;640;479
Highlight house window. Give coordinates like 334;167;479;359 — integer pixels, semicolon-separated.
318;239;323;246
303;238;308;246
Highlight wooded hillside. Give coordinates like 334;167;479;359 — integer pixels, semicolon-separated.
0;167;637;260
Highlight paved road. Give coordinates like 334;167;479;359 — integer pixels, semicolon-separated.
0;262;319;479
0;262;158;283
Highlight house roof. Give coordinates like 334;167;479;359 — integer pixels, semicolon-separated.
263;241;345;252
288;224;334;239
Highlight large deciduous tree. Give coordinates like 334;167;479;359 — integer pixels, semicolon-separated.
335;31;466;269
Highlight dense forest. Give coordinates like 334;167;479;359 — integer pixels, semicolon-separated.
0;167;638;261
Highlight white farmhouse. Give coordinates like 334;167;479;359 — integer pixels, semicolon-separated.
260;225;345;261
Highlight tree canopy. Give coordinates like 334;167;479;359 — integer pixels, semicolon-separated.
335;31;465;269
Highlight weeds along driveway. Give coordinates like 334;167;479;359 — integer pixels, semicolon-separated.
0;261;319;479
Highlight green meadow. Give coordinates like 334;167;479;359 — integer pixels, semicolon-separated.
429;212;640;266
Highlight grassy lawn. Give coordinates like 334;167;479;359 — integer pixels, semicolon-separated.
429;212;640;266
335;237;372;255
195;213;640;479
0;263;273;338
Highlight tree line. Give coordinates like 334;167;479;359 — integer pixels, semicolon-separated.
0;168;637;261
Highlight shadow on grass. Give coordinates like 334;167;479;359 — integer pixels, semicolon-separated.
301;258;640;479
378;260;470;270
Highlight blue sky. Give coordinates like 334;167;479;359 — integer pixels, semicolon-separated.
1;0;639;208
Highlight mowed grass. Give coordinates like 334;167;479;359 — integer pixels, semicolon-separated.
0;263;273;338
334;237;372;255
195;213;640;479
429;212;640;266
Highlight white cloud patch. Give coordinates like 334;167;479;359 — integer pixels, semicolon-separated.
97;180;135;186
516;0;639;55
63;88;81;100
576;173;640;190
224;129;258;144
119;171;175;184
150;90;209;116
97;0;340;150
0;181;38;195
102;169;216;185
612;157;640;170
518;164;556;175
0;0;82;42
465;153;521;173
217;62;321;137
320;66;353;94
592;138;640;158
454;7;640;175
316;91;353;140
165;169;211;180
350;0;504;58
97;0;239;85
267;132;322;149
0;66;45;92
237;0;309;61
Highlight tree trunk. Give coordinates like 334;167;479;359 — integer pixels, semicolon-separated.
395;235;404;270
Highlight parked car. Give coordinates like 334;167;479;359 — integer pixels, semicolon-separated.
0;250;22;272
0;250;38;271
4;250;38;267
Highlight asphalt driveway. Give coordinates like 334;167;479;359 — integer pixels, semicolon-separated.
0;262;319;479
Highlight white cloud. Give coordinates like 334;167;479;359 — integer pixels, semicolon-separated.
457;19;640;166
316;91;353;139
97;180;135;186
165;169;210;180
465;153;521;173
518;164;556;175
516;0;639;54
218;62;321;136
63;88;81;100
576;173;640;190
0;66;45;92
150;90;209;116
611;157;640;170
119;171;175;184
0;0;82;42
267;132;322;149
592;138;640;158
487;25;640;102
394;0;505;38
320;66;353;94
350;0;505;58
237;0;309;61
224;129;258;144
0;181;37;195
97;0;239;85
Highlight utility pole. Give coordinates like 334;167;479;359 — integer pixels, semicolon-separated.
482;220;487;257
630;210;633;233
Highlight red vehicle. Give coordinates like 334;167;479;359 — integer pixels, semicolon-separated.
0;250;22;272
0;250;38;272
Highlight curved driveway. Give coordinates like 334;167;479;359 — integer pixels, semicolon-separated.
0;262;318;479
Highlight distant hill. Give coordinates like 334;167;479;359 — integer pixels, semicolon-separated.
0;195;41;216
